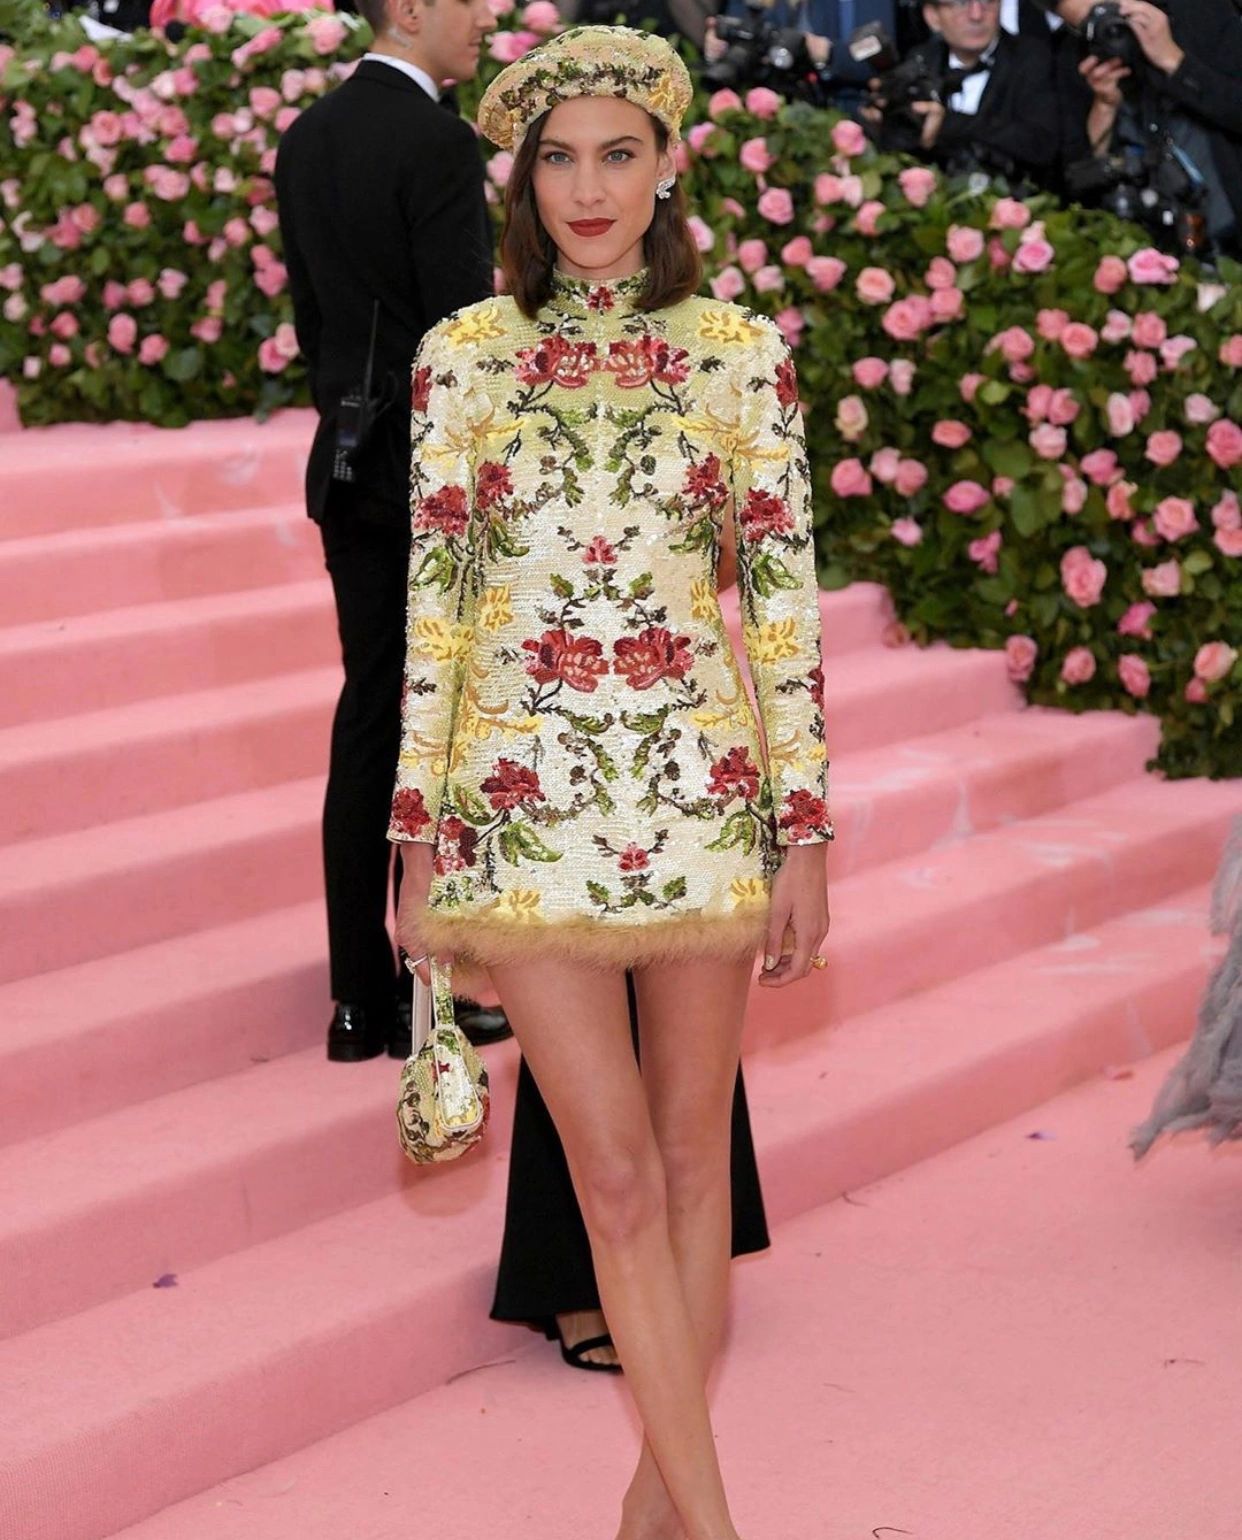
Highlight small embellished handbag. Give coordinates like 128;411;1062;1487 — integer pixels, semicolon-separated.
396;959;490;1165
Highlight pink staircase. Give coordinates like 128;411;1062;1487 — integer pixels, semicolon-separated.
0;413;1237;1540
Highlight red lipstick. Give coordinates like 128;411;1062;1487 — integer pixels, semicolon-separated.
567;219;615;237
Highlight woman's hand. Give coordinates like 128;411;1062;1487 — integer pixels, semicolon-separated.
759;843;830;988
396;841;437;985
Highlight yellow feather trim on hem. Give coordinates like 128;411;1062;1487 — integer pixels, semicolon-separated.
419;908;769;971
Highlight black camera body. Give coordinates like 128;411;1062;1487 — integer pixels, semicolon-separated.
1080;0;1170;72
702;2;831;104
1066;136;1209;254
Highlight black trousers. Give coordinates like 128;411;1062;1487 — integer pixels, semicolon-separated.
318;503;411;1010
491;975;770;1323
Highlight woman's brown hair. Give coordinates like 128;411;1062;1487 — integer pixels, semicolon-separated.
499;109;703;318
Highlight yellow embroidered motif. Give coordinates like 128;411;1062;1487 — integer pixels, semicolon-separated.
447;303;507;345
698;308;766;345
492;889;544;922
744;619;802;664
729;877;770;909
478;585;514;633
412;617;472;662
689;577;717;622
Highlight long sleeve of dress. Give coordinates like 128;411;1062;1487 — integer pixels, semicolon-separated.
388;320;479;845
730;319;833;847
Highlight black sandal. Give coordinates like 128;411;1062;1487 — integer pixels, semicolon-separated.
544;1320;624;1375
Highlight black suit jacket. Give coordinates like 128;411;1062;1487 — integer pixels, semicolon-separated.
903;30;1060;178
275;60;494;525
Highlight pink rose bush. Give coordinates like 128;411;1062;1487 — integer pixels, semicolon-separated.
2;23;1237;774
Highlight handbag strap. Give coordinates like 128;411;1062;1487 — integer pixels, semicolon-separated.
429;957;455;1042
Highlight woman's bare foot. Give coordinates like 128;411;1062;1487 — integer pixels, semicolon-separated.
556;1308;620;1369
615;1491;683;1540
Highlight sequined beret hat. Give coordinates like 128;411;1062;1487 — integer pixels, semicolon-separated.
476;24;694;154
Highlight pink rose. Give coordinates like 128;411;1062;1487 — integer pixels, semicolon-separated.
1117;602;1156;639
855;267;895;305
103;173;128;201
992;476;1015;500
1184;394;1219;426
1161;333;1196;369
1124;350;1158;387
1094;256;1128;294
686;123;714;156
943;480;990;516
1080;450;1119;487
1047;389;1080;427
756;187;794;225
1061;473;1088;516
306;15;347;54
1206;419;1242;469
1129;389;1152;425
1220;335;1242;368
890;517;923;547
781;235;812;267
1214;528;1242;557
1140;560;1180;598
1014;239;1055;275
708;265;745;302
855;200;885;238
744;86;783;119
1145;430;1182;468
737;238;767;274
707;89;743;119
1006;635;1038;683
932;419;971;449
831;119;866;157
994;326;1034;363
739;137;774;175
127;277;155;307
752;263;784;294
894;458;928;497
138;333;169;366
1101;309;1132;345
1193;643;1237;684
990;197;1031;230
1106;482;1136;521
123;202;151;229
774;308;805;348
946;225;984;264
1060;546;1107;608
521;0;562;32
50;312;78;338
882;298;931;342
1037;308;1070;341
1106;392;1135;438
1060;323;1099;360
898;166;936;207
1185;678;1208;704
40;275;86;306
806;256;846;292
191;315;223;344
831;458;873;498
925;256;956;291
1118;655;1151;699
960;373;985;403
1060;647;1096;685
988;238;1012;271
687;215;714;253
255;262;288;298
969;530;1002;574
930;287;964;324
1212;491;1241;532
814;173;845;205
1128;248;1178;285
889;360;916;397
852;356;888;390
870;447;901;484
835;394;869;442
48;343;71;369
1131;311;1167;349
1030;424;1067;460
1152;496;1198;542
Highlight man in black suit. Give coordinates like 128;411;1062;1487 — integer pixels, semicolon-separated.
1037;0;1242;255
275;0;507;1061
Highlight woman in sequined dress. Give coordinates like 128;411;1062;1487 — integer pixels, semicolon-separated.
390;27;832;1540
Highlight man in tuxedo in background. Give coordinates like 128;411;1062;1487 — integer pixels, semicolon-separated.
276;0;510;1062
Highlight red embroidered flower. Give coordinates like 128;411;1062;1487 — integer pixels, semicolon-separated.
618;842;649;872
778;789;831;842
522;628;610;692
582;535;616;567
651;338;691;385
738;488;794;543
613;626;694;689
707;746;761;804
606;335;692;389
586;285;615;313
434;815;478;875
412;365;431;415
476;461;513;509
807;664;825;702
414;484;469;537
683;454;729;510
775;357;799;410
480;757;546;811
516;335;598;388
390;786;432;839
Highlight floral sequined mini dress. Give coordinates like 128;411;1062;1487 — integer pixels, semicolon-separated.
388;268;832;969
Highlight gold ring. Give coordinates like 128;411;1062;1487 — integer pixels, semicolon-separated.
810;954;828;970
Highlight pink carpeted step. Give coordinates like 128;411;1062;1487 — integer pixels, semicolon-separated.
100;1037;1242;1540
0;890;1217;1540
0;778;324;985
0;903;327;1151
0;581;337;729
0;505;321;626
0;669;339;843
0;709;1154;1144
1;759;1229;1337
0;413;313;538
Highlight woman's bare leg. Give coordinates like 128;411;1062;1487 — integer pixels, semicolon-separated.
616;955;755;1540
487;957;744;1540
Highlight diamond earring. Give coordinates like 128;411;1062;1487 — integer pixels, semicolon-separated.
655;177;675;201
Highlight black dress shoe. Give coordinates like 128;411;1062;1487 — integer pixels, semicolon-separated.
326;1003;389;1063
387;996;512;1058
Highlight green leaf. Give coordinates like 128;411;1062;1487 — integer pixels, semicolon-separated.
662;875;688;901
164;347;203;384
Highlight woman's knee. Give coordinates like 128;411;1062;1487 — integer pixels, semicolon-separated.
574;1142;668;1247
653;1124;731;1211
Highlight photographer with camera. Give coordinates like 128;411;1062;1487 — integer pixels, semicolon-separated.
864;0;1059;184
1041;0;1242;255
702;0;903;106
275;0;508;1062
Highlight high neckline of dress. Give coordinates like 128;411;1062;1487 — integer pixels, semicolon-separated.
549;267;649;318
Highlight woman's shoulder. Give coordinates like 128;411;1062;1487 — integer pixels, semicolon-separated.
662;295;789;363
417;294;524;364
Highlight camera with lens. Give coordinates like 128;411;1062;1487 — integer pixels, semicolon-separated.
1065;133;1210;255
856;25;970;134
702;1;833;105
1078;0;1170;73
